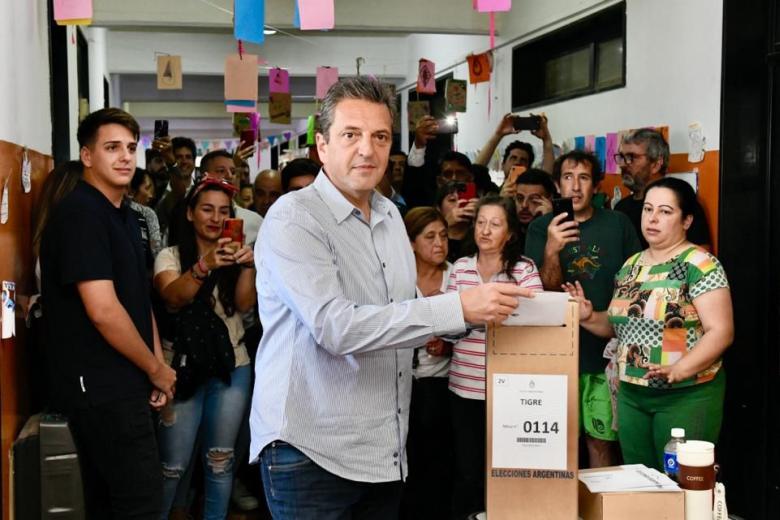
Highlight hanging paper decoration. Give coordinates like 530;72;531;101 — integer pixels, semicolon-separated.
417;59;436;94
585;134;595;152
594;136;607;172
407;101;431;128
605;132;619;173
54;0;93;25
445;79;467;112
234;0;265;45
269;93;292;124
224;54;259;113
574;136;586;150
316;67;339;99
466;53;491;84
268;135;277;146
306;114;317;145
298;0;335;30
293;0;301;28
475;0;511;12
283;131;293;141
157;56;182;90
269;68;290;93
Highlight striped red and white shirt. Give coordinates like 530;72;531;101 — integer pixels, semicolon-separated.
447;255;543;400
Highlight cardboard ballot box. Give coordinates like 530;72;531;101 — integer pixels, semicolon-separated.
485;300;579;520
578;467;684;520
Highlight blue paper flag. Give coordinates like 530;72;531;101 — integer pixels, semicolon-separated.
574;136;586;150
594;136;607;172
293;0;300;28
234;0;265;45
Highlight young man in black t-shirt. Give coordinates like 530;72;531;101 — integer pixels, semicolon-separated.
615;128;711;248
41;108;176;519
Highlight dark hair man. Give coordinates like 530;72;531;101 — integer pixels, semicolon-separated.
41;108;176;518
251;77;533;518
525;150;641;469
513;168;557;251
616;128;711;249
171;136;197;178
387;150;407;193
280;157;320;192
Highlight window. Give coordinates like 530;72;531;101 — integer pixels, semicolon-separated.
512;2;625;109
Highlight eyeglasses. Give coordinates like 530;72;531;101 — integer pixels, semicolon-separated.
188;175;239;200
613;153;647;166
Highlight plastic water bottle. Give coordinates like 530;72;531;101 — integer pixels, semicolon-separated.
663;427;686;481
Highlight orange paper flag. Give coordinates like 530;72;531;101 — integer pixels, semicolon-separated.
467;52;491;84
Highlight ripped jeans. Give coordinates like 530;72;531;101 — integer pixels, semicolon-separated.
157;364;251;520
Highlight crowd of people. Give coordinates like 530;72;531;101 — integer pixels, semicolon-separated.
34;76;733;520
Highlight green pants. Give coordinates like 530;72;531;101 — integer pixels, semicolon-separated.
617;370;725;471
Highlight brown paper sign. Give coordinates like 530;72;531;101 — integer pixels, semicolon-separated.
269;92;292;124
445;79;467;112
157;55;182;90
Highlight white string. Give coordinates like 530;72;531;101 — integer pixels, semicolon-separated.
196;0;233;16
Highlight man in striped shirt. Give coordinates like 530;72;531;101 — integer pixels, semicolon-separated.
251;77;534;519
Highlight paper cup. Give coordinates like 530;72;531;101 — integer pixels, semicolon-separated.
677;441;715;520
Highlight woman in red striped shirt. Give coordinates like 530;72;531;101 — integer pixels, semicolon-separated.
446;194;543;518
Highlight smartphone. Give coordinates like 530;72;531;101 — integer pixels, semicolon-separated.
239;129;256;151
552;197;574;222
457;182;477;205
511;115;541;131
435;117;459;135
154;119;169;140
221;218;244;252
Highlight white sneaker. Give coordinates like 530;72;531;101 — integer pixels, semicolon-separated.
231;478;260;511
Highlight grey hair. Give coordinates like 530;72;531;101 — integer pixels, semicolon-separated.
622;128;670;174
317;77;396;141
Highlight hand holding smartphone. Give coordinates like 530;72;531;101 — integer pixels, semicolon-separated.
552;198;574;223
221;218;244;254
457;182;477;206
154;120;169;140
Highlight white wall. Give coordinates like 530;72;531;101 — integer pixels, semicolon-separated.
0;0;52;154
399;0;723;161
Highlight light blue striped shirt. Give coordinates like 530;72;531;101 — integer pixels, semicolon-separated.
250;172;466;482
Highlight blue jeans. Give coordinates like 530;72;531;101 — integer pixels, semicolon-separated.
260;441;402;520
158;364;251;520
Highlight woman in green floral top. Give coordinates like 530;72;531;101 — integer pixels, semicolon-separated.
565;177;733;470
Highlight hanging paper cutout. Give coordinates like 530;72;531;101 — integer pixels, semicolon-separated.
594;136;607;172
269;92;292;124
157;55;183;90
298;0;335;30
407;101;431;128
445;79;467;112
225;54;259;113
293;0;301;28
574;136;586;150
54;0;93;25
306;114;317;145
466;53;491;84
316;67;339;99
234;0;265;45
475;0;512;12
269;68;290;94
605;132;619;173
417;59;436;94
585;135;595;152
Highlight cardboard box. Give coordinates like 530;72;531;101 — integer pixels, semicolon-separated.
485;302;579;520
578;467;684;520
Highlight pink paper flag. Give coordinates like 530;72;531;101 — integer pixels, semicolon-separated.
417;59;436;94
585;134;595;152
605;132;619;173
476;0;511;12
269;68;290;94
316;66;339;99
299;0;335;30
54;0;93;24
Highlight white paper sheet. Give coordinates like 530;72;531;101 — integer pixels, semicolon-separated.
492;373;567;470
503;291;569;327
578;464;680;493
2;281;16;339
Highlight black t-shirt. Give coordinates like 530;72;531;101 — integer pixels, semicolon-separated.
614;196;711;249
41;181;153;411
